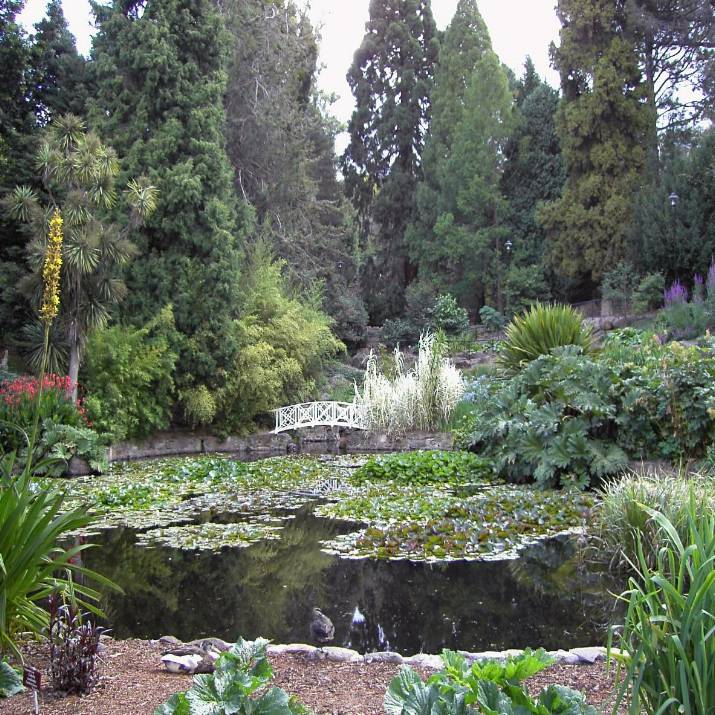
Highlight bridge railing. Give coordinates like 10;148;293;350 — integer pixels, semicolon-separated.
273;401;368;433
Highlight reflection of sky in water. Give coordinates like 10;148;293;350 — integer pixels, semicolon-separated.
83;506;619;655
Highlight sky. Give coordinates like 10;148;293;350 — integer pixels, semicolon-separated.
19;0;562;147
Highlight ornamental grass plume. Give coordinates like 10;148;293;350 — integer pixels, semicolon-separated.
40;208;63;325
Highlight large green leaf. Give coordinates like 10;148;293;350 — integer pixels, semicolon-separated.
0;660;23;698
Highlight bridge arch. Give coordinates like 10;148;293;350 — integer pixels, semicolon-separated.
273;401;368;433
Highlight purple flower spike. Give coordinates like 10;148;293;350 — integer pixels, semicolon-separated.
707;261;715;295
664;279;688;306
693;273;705;303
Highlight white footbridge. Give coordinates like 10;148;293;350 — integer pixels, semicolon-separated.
273;401;368;433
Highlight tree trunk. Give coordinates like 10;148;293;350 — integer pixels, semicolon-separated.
68;321;80;402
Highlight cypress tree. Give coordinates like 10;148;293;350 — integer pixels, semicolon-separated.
341;0;438;322
88;0;247;412
539;0;648;290
406;1;512;313
30;0;88;123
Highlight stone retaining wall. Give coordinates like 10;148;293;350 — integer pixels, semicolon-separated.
67;428;454;475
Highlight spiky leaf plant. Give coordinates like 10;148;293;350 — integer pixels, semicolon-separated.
498;303;594;374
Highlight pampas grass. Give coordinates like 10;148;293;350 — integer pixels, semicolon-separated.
355;333;464;435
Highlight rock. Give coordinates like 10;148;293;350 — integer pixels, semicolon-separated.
469;651;509;663
549;649;581;665
570;647;606;664
364;652;403;664
321;646;363;663
403;654;444;670
157;635;183;648
188;637;232;653
267;643;317;656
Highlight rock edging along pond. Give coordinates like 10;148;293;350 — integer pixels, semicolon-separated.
67;429;454;474
155;637;617;672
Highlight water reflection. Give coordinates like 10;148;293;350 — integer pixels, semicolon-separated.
83;506;618;654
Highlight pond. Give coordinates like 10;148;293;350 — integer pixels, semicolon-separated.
62;453;619;655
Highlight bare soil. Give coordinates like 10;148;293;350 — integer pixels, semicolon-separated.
5;638;624;715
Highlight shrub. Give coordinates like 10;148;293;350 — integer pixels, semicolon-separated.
466;347;627;489
48;590;104;694
603;333;715;460
503;263;551;317
429;294;469;335
633;272;665;313
35;420;108;475
182;385;216;428
327;286;368;350
214;244;343;433
355;333;464;435
479;305;505;332
381;317;420;348
610;496;715;714
498;303;594;374
156;637;309;715
385;649;596;715
81;307;179;442
601;261;636;316
596;469;713;572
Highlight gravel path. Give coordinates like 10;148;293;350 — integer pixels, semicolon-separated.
5;638;624;714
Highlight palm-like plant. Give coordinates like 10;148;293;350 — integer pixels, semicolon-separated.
5;114;158;398
498;302;594;374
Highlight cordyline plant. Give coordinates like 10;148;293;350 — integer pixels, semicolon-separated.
0;210;118;664
5;114;158;400
355;332;463;436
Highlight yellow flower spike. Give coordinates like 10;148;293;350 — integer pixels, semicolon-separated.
39;208;63;324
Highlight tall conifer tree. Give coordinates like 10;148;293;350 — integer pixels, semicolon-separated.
406;1;512;313
539;0;648;290
341;0;438;321
88;0;247;409
30;0;88;123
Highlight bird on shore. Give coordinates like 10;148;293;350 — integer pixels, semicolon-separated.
309;607;335;646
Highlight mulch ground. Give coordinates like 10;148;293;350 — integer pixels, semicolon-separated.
5;638;624;715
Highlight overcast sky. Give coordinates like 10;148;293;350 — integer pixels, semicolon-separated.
19;0;561;144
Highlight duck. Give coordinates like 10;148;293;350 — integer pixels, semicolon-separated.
309;607;335;645
161;639;226;674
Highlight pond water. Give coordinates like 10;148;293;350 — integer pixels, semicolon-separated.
80;499;618;655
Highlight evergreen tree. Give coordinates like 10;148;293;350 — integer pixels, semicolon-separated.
406;0;492;290
539;0;648;291
500;61;566;311
88;0;247;413
0;1;35;341
406;1;512;314
30;0;88;123
341;0;438;322
221;0;363;344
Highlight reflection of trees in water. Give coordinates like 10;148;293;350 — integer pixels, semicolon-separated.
85;512;616;652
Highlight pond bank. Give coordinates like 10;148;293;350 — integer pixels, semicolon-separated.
6;637;624;715
68;428;454;474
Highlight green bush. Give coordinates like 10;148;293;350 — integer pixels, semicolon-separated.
181;385;216;428
82;307;179;442
504;263;551;317
35;420;108;475
429;294;469;335
466;347;627;489
385;648;596;715
603;333;715;460
498;303;594;374
633;272;665;313
381;317;420;348
214;244;343;433
601;261;636;316
156;637;309;715
327;286;368;350
353;450;492;486
478;305;505;331
610;496;715;714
